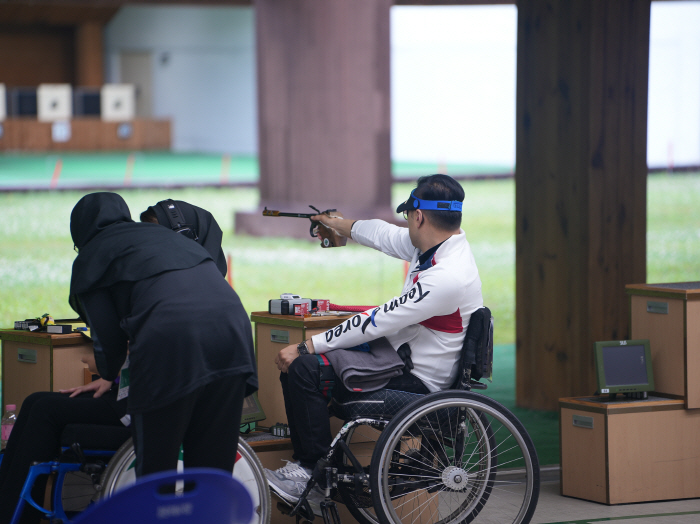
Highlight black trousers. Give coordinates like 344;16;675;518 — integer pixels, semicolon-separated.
131;374;246;478
281;354;429;469
0;389;126;524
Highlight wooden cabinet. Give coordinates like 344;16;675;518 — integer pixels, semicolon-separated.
626;282;700;408
0;330;93;415
560;282;700;505
251;312;351;427
559;396;700;504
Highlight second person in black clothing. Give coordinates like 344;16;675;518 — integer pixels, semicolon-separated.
69;192;257;478
139;199;228;277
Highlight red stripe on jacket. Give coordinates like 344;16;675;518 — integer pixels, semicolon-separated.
419;308;463;333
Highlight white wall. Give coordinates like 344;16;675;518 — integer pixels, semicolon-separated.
391;3;700;170
391;6;517;167
647;1;700;169
104;5;257;155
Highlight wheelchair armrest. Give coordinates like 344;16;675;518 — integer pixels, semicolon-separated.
469;381;488;390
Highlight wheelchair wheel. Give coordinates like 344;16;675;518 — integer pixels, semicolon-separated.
235;438;272;524
99;438;271;524
370;391;539;524
60;471;102;514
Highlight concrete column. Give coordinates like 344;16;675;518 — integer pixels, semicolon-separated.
237;0;395;238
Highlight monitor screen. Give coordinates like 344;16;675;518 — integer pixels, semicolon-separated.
594;339;654;395
602;344;648;386
240;392;266;424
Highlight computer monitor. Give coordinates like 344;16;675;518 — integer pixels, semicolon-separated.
240;392;266;424
594;339;654;398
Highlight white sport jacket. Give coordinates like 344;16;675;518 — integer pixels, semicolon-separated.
311;219;483;392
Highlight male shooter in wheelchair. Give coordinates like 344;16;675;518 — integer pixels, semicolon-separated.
0;198;247;524
265;174;484;516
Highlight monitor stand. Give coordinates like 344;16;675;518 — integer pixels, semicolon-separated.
624;391;648;400
607;391;648;401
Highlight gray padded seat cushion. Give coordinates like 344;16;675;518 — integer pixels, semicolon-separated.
330;389;424;420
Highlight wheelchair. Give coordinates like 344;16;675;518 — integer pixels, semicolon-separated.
288;307;540;524
6;423;271;524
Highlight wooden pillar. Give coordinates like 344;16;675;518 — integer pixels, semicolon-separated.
75;21;103;87
237;0;393;237
515;0;650;410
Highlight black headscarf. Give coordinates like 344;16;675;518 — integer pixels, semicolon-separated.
146;200;227;277
69;193;212;310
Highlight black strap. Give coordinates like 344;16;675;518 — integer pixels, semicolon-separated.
397;343;414;375
158;199;187;229
157;199;198;240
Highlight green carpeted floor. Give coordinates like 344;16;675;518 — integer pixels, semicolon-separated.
0;153;512;190
480;344;560;466
0;153;259;189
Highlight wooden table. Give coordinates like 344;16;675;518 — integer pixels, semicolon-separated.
0;330;93;414
250;312;352;427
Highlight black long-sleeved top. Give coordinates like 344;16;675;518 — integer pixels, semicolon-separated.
80;260;257;414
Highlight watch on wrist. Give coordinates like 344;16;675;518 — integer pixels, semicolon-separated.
297;340;309;356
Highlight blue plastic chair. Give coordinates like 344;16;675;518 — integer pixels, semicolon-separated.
72;468;254;524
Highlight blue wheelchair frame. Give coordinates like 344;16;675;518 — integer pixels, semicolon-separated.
1;423;131;524
6;448;117;524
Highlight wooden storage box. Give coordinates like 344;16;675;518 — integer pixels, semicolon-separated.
626;282;700;408
559;396;700;504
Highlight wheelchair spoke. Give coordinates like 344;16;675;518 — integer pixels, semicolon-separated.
389;442;442;474
391;486;441;522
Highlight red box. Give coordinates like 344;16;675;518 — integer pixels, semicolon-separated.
315;299;330;312
294;303;310;316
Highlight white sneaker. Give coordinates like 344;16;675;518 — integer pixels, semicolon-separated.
265;461;325;516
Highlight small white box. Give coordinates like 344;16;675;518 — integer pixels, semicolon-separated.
37;84;72;122
51;121;72;142
101;84;135;122
0;84;6;121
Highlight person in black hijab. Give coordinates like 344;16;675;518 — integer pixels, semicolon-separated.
139;199;228;277
68;192;256;478
0;193;256;524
